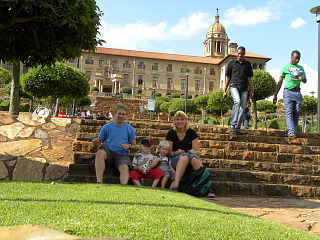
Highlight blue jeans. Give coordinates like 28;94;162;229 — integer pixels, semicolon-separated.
171;153;199;169
230;87;248;130
283;88;302;136
243;118;249;129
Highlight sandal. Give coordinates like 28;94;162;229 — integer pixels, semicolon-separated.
171;187;179;191
206;191;215;198
288;133;296;138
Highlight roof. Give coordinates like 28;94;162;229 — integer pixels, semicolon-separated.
86;47;271;65
228;51;272;61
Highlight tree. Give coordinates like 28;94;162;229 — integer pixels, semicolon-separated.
206;89;233;126
0;0;103;115
4;81;34;112
256;100;277;130
180;94;192;99
168;98;195;116
0;67;12;86
170;93;180;99
154;99;165;120
120;86;132;94
155;92;162;97
251;69;276;129
300;95;317;132
21;63;90;115
194;95;209;124
160;102;171;121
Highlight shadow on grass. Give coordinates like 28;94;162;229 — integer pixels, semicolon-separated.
0;197;256;219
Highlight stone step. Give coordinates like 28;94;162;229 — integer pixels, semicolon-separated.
209;169;320;186
211;181;320;198
205;159;320;176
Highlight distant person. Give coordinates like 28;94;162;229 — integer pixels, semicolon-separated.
243;101;251;129
150;140;175;189
129;139;164;187
223;46;254;135
108;111;113;120
273;50;307;138
92;104;137;184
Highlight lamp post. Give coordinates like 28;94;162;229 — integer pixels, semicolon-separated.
310;5;320;133
185;69;190;114
153;87;156;120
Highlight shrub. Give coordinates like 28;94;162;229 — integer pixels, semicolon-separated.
0;100;10;111
171;93;180;99
91;86;99;91
120;86;132;94
19;103;30;112
155;92;161;97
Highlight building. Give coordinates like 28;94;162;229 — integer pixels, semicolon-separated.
1;11;271;97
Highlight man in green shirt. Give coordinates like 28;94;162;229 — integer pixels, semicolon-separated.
273;50;307;138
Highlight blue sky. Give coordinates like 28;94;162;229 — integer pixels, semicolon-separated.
96;0;318;100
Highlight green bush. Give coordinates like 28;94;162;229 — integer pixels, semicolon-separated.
155;92;161;97
19;103;30;112
170;93;180;99
0;100;9;111
91;86;99;91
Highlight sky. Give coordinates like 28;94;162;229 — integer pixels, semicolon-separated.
95;0;319;100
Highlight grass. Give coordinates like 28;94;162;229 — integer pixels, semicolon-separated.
0;181;319;240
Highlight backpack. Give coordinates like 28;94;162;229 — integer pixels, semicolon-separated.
178;167;211;197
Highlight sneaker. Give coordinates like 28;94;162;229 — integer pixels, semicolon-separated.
230;125;236;133
288;133;296;138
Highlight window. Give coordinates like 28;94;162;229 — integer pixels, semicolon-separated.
138;75;143;85
23;65;28;74
152;63;158;70
123;74;129;84
195;67;202;74
138;62;145;69
181;79;186;89
195;80;200;90
7;64;12;73
86;71;91;80
112;60;117;68
70;59;77;63
153;77;158;87
99;60;104;67
209;81;214;91
167;64;172;72
181;65;186;73
210;68;215;75
123;60;130;68
167;78;172;88
85;57;93;64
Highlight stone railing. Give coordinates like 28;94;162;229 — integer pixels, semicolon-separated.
0;112;80;181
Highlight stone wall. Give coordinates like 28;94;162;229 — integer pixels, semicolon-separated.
0;112;79;181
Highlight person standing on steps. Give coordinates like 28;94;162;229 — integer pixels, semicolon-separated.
273;50;307;138
92;104;137;184
223;46;254;135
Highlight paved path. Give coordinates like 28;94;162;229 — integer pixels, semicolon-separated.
203;195;320;236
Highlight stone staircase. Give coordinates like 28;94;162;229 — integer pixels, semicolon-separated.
65;119;320;198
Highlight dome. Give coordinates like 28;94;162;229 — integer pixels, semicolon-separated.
206;11;226;37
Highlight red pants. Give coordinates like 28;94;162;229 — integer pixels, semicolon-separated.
130;168;164;181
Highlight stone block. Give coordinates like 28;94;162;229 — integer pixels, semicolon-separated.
280;174;311;185
252;162;278;173
277;153;294;163
224;150;254;160
306;146;320;154
204;159;220;168
0;115;15;125
0;122;25;139
66;123;79;132
251;143;276;152
278;145;304;154
312;165;320;176
17;127;35;138
278;163;312;175
41;123;56;130
294;154;318;164
35;129;48;139
249;135;272;144
51;117;71;127
311;176;320;185
264;184;291;196
76;132;96;141
0;161;8;179
17;114;42;126
255;152;277;162
0;139;42;156
290;186;315;198
0;135;7;142
48;130;74;141
220;159;251;170
12;157;46;181
232;142;250;150
200;148;224;159
198;140;209;148
44;161;69;181
302;138;320;146
208;140;231;149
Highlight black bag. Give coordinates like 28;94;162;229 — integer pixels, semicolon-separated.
178;167;211;197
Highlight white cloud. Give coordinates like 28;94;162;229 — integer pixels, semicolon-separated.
267;64;318;100
222;4;280;27
290;17;306;28
98;11;212;50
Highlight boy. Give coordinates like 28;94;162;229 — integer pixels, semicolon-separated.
129;139;164;187
150;140;175;189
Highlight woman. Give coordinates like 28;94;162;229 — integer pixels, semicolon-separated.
166;111;214;197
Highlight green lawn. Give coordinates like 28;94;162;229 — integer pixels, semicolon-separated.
0;181;319;240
